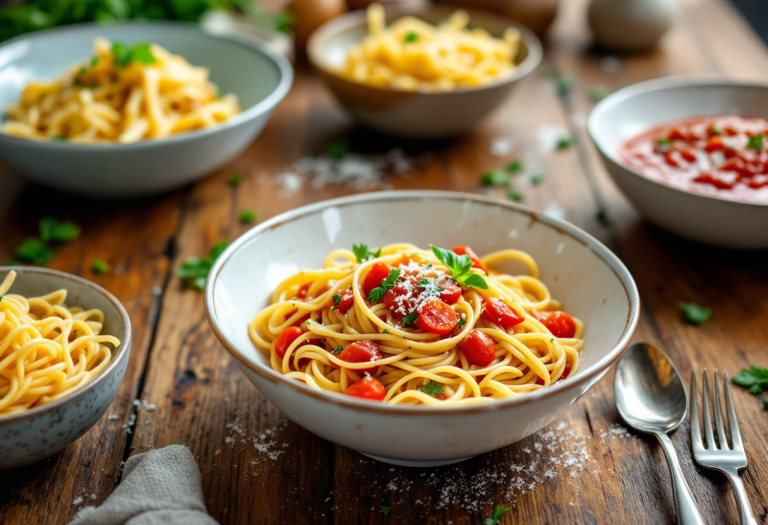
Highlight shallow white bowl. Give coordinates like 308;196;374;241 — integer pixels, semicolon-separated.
205;191;640;466
0;22;292;198
0;267;131;469
588;78;768;249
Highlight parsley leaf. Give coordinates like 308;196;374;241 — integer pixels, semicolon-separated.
379;505;392;517
556;136;574;150
39;217;80;242
403;31;419;43
656;137;672;152
368;268;401;302
555;77;573;95
530;172;546;185
732;366;768;395
228;173;243;186
91;258;110;274
590;85;609;102
747;133;764;150
333;346;344;355
16;238;53;265
596;208;611;227
326;139;349;160
481;170;509;186
431;246;488;290
352;244;382;264
507;188;523;202
417;278;443;291
506;159;523;173
239;209;257;224
679;302;712;326
177;240;229;291
332;294;342;307
112;42;156;67
485;504;512;525
402;312;417;326
457;318;466;329
420;380;443;397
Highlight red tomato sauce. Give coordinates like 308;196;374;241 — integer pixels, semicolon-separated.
618;116;768;203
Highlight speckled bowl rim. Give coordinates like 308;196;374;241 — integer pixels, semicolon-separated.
0;266;132;424
306;4;543;95
0;20;294;151
588;76;768;209
205;190;641;416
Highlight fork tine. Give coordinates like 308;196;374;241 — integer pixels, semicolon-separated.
713;370;729;449
702;369;716;449
690;370;704;452
724;371;744;452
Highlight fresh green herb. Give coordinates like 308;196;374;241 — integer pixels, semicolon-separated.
176;240;229;291
52;135;67;141
430;246;488;290
656;137;672;152
332;294;342;307
747;133;764;150
333;346;344;355
596;208;611;227
710;125;723;135
326;139;350;160
550;337;554;342
420;380;443;397
15;238;53;265
763;400;768;411
530;172;546;185
481;170;509;186
39;217;80;242
368;268;401;302
3;260;20;266
403;31;419;43
732;366;768;395
457;318;466;329
0;296;3;302
228;173;243;186
556;136;574;150
91;258;110;274
111;42;156;67
540;66;558;79
679;302;712;326
402;312;418;326
90;57;100;67
417;278;443;291
352;244;381;264
379;505;392;517
555;77;573;95
589;85;609;102
506;159;523;173
485;504;512;525
507;188;523;202
239;209;257;224
383;328;390;334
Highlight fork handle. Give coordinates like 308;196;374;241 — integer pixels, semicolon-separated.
655;432;705;525
724;469;759;525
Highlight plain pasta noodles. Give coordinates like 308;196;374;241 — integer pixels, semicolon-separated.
1;38;241;144
0;271;121;416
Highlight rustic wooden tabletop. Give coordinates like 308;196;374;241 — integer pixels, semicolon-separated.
2;0;768;523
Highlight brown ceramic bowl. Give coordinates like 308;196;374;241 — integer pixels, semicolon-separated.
307;4;542;139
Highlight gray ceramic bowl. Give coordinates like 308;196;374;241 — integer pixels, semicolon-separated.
0;22;293;198
307;5;542;139
0;267;131;469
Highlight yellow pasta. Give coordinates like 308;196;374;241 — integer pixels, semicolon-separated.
340;3;521;92
0;271;120;416
1;38;241;144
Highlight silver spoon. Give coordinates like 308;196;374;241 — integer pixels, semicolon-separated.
614;342;704;525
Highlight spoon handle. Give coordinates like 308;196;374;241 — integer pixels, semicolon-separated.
656;432;705;525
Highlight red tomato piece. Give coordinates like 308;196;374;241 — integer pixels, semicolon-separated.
362;262;391;299
275;326;306;359
664;151;680;167
693;174;736;190
482;297;524;330
296;282;312;300
383;282;416;319
668;129;686;141
537;311;577;338
458;329;496;367
724;126;738;136
437;280;462;305
416;300;458;335
345;376;387;401
329;288;354;314
451;246;488;273
678;149;697;162
704;136;724;152
338;340;382;375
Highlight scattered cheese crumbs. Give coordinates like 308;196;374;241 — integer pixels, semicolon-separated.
107;414;120;420
72;497;83;505
490;138;513;156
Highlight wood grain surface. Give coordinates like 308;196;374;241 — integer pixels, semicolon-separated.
2;0;768;523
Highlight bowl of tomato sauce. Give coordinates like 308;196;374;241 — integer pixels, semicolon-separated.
588;78;768;249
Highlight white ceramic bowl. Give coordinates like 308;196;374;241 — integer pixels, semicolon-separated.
307;5;542;139
588;78;768;249
0;22;293;198
0;267;131;469
205;191;640;466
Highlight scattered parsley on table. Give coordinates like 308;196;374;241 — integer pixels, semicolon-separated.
485;504;512;525
91;259;110;274
506;159;523;173
326;139;350;160
589;85;609;102
379;505;392;517
15;238;54;265
507;188;523;202
556;136;575;150
39;217;80;242
481;170;509;186
176;240;229;291
529;172;546;185
239;209;257;224
228;173;243;186
678;302;712;326
732;366;768;395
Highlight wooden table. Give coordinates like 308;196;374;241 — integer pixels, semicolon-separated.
3;0;768;523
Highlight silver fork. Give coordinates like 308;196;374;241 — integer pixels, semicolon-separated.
690;370;758;525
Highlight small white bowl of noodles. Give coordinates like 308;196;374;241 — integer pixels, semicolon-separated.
205;191;640;466
307;3;542;139
0;22;292;198
0;267;131;469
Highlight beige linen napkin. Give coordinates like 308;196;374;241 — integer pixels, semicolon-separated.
69;445;218;525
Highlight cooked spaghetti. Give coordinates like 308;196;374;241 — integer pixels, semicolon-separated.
249;244;583;406
2;38;241;144
0;271;120;416
339;4;521;92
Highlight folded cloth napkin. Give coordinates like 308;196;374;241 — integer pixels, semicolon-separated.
69;445;219;525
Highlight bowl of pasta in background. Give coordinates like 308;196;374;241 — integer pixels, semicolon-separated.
0;22;292;198
307;5;542;139
205;191;640;466
0;266;131;469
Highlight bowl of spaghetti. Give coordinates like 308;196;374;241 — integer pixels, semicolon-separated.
307;3;542;138
0;267;131;469
0;22;292;197
205;191;639;466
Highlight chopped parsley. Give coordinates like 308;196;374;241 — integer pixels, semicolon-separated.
332;346;344;355
332;294;342;307
39;217;80;242
733;366;768;395
550;337;554;342
656;137;672;152
239;209;257;224
326;139;350;160
91;258;110;274
507;188;523;202
417;278;443;291
679;302;712;326
112;42;156;67
485;504;512;525
352;243;382;263
506;159;523;173
52;135;67;141
589;85;609;102
403;31;419;43
367;268;401;302
481;170;509;186
15;238;53;265
747;133;765;150
401;312;418;326
431;246;488;290
555;77;573;95
596;208;611;227
556;136;574;150
710;125;723;135
529;172;546;185
176;240;229;291
420;380;443;397
379;505;393;517
228;173;243;186
456;318;466;329
383;328;390;334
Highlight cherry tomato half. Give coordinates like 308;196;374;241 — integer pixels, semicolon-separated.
384;282;415;319
458;329;496;367
338;340;382;375
275;326;306;359
416;300;458;335
537;311;577;338
329;288;354;314
452;246;488;273
345;376;387;401
482;297;524;330
363;262;391;299
438;280;462;305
